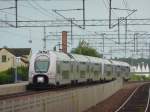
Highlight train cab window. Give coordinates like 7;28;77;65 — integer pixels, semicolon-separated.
34;56;49;73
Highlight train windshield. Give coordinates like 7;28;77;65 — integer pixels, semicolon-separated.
34;55;50;73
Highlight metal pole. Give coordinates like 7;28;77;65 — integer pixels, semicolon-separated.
102;34;105;52
43;26;46;50
136;37;138;55
109;0;112;29
15;0;18;28
118;18;120;44
71;19;73;47
15;64;17;83
125;18;127;57
149;43;150;58
134;33;136;52
83;0;85;29
13;57;17;83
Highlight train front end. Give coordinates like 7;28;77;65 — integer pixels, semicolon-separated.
27;51;53;90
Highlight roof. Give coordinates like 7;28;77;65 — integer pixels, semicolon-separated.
86;56;103;63
111;60;130;67
1;48;31;57
70;53;89;62
53;51;71;61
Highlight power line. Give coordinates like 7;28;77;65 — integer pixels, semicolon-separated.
31;0;58;19
0;7;15;11
0;10;34;20
27;0;54;18
102;0;108;10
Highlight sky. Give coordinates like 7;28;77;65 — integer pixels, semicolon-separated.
0;0;150;58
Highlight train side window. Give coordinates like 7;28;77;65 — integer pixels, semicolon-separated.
57;64;60;74
63;61;69;64
77;65;79;72
80;62;86;64
71;64;73;72
117;73;120;77
99;64;101;68
95;63;99;65
94;71;99;76
91;67;93;72
80;71;86;78
99;65;102;72
87;65;89;72
62;71;69;79
107;71;111;76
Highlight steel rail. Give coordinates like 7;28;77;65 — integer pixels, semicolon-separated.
145;88;150;112
114;85;140;112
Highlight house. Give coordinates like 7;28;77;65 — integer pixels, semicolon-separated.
0;48;32;72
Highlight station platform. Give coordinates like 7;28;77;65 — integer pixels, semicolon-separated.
0;82;27;96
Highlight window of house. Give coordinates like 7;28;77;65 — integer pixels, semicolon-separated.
2;55;6;62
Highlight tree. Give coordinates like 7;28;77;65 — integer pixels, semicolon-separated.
71;40;103;58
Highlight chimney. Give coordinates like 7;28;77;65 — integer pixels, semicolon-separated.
62;31;67;53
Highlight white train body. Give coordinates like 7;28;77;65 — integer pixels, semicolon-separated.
28;51;130;89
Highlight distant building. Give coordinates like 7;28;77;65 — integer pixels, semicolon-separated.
130;62;150;77
0;48;32;72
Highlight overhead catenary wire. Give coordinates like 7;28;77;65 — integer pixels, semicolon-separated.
27;0;54;18
30;0;60;19
0;10;34;21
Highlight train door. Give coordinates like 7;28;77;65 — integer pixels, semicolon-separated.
101;63;105;80
71;60;78;83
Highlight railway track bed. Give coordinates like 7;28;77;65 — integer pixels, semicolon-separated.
115;83;150;112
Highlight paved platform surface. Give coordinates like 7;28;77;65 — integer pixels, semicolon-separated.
0;82;27;96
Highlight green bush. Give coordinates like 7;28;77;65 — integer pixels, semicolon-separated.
71;40;103;58
129;74;150;81
0;68;14;84
0;66;28;84
17;66;28;81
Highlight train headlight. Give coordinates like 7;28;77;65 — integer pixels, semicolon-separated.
37;77;44;83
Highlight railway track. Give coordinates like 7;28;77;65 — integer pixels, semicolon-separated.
115;83;150;112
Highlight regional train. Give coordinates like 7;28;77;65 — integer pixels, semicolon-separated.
27;50;130;89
